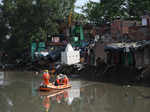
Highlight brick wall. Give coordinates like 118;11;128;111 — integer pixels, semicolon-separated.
128;26;150;41
111;20;138;40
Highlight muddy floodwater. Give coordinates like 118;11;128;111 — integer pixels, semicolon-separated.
1;72;150;112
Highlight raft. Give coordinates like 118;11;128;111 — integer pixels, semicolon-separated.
39;90;65;97
39;83;72;91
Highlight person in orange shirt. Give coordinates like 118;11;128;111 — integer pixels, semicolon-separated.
63;75;69;85
42;70;50;87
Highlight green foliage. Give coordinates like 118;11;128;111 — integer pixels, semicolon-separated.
72;11;86;23
127;0;150;19
0;0;76;59
82;0;150;24
0;13;9;48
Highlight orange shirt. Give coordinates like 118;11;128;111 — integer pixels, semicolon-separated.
63;77;69;85
43;73;50;85
56;79;60;85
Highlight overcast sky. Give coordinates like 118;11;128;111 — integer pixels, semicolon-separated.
75;0;100;13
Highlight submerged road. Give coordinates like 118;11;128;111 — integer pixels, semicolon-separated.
0;71;150;112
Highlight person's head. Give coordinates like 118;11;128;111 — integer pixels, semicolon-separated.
44;70;48;73
64;75;67;78
57;75;61;79
59;74;63;77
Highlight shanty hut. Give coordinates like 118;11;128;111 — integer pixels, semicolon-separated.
104;40;150;67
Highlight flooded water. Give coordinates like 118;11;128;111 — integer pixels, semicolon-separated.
1;71;150;112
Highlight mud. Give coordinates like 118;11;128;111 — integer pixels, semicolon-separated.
58;61;150;86
1;59;150;86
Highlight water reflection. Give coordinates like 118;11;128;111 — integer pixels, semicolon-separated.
1;72;150;112
39;81;81;112
40;90;67;112
42;96;50;112
0;72;4;86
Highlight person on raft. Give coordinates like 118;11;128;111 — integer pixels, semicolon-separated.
41;70;51;88
54;74;69;86
63;75;69;85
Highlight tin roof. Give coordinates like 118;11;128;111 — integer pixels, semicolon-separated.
104;40;150;52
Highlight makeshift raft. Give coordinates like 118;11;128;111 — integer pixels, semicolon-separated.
39;90;65;97
39;83;72;91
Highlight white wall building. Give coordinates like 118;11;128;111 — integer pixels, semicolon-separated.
61;44;80;65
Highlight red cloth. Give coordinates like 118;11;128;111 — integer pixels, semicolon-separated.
43;73;50;85
63;77;69;85
56;79;60;85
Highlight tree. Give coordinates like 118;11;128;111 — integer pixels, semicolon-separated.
127;0;150;19
82;0;150;24
0;4;9;49
82;0;125;24
0;0;76;59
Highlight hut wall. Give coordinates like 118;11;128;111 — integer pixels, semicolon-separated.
135;51;144;67
144;46;150;65
94;41;108;61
